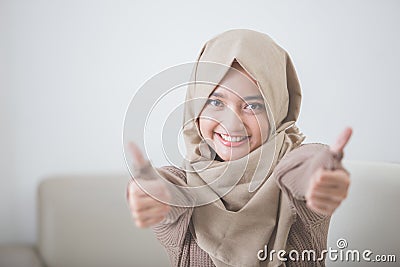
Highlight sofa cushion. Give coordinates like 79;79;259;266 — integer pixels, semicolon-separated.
327;161;400;266
0;244;43;267
37;175;170;267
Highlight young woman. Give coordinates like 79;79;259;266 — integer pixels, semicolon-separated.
126;29;352;267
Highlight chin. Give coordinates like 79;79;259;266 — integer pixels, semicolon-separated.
215;149;250;161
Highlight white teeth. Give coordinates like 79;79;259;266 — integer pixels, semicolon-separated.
219;133;248;142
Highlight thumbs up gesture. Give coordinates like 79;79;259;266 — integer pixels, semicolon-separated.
305;127;353;216
126;142;171;228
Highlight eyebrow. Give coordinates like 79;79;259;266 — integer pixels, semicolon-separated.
243;95;264;101
210;92;264;101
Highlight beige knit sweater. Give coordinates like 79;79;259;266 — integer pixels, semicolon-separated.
151;143;345;267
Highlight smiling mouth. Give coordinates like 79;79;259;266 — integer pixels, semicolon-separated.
215;132;250;147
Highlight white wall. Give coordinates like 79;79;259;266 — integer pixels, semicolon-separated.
1;0;399;244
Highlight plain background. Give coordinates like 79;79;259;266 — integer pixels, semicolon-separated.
1;0;399;244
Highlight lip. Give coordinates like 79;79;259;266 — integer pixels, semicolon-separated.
214;132;250;147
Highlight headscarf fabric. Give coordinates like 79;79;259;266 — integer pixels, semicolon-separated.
181;29;306;267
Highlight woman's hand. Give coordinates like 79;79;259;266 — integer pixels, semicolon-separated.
305;128;353;216
127;142;171;228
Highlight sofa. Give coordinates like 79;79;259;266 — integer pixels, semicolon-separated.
0;160;399;267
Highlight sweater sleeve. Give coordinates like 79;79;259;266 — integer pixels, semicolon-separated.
156;166;193;225
151;166;194;249
274;143;349;225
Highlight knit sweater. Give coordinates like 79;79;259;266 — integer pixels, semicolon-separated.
151;143;345;267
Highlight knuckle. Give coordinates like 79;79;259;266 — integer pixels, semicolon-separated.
331;197;340;205
309;180;318;189
130;200;137;209
317;168;325;177
315;174;325;183
309;191;317;199
129;182;139;191
135;220;147;228
132;187;144;197
130;200;141;211
305;188;313;198
128;202;135;213
134;210;145;220
319;174;328;183
128;181;134;191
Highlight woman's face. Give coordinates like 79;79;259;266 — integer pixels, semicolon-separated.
198;63;270;161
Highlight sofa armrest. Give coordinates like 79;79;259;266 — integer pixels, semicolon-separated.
0;244;44;267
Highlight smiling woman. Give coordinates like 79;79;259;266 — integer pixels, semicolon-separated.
198;61;270;161
126;29;352;267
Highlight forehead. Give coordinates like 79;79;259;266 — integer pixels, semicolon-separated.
212;64;262;100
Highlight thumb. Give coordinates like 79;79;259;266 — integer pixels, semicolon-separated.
330;127;353;155
128;142;149;171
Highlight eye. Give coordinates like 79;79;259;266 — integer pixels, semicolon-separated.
206;99;224;108
244;103;264;111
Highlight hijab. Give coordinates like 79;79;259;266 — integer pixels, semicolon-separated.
181;29;306;267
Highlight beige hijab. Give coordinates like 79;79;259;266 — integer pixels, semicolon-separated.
181;29;306;267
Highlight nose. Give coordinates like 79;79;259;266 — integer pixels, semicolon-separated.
220;108;246;134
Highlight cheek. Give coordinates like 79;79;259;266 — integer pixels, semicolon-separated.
198;118;217;138
248;115;270;142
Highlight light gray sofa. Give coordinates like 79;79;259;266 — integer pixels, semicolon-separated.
0;161;399;267
0;174;170;267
